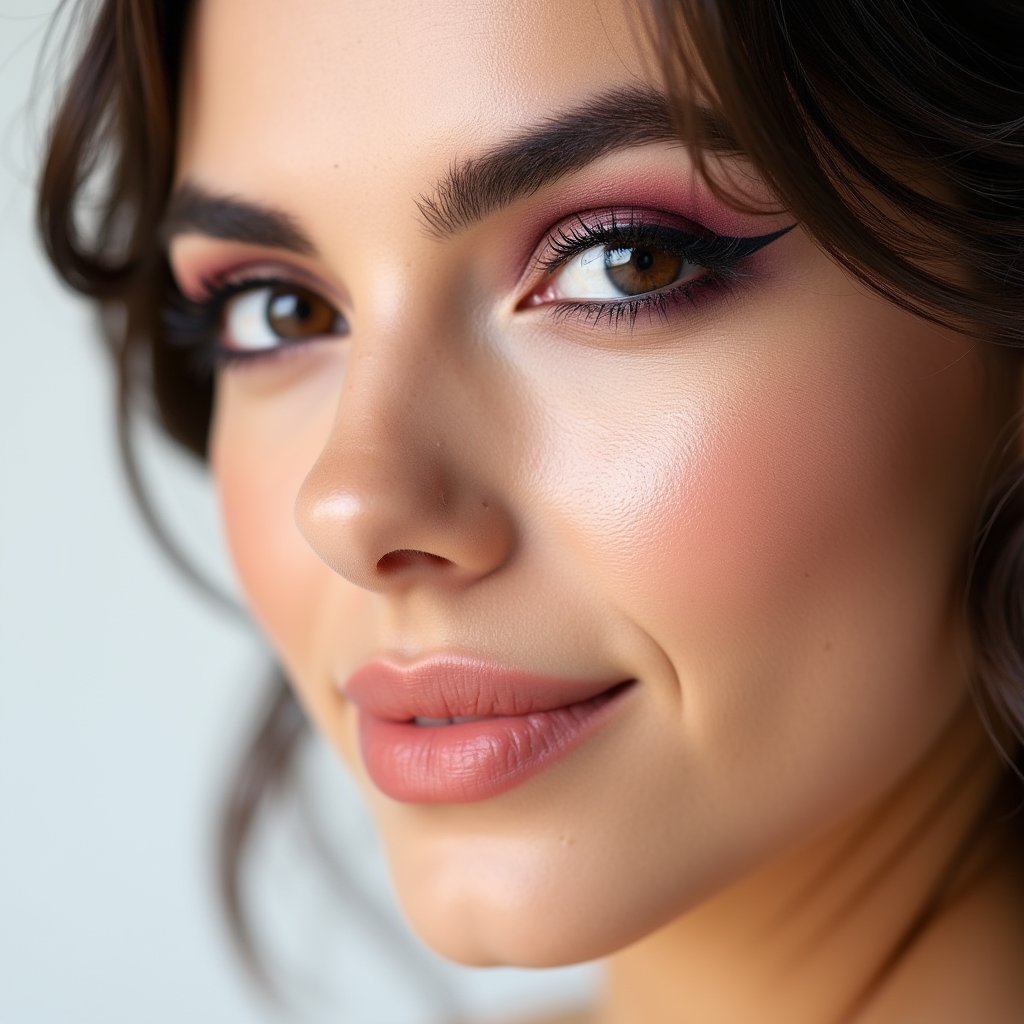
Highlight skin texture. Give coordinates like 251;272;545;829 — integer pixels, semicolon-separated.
170;1;1024;1020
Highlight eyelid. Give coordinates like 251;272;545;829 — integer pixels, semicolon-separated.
200;263;344;310
525;207;708;274
532;208;794;274
167;241;348;311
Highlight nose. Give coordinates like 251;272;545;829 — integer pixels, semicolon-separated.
294;342;516;594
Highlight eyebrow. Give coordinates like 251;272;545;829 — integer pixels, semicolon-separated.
417;86;740;238
161;185;317;255
162;86;739;252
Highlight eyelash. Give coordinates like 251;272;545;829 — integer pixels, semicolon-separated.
163;275;314;374
163;212;785;373
532;211;756;329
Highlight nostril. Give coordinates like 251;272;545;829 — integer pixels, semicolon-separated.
376;549;453;574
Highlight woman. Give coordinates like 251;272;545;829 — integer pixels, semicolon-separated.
39;0;1024;1020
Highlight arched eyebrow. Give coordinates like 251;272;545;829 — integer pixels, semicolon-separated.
161;184;316;254
162;87;738;252
417;86;739;238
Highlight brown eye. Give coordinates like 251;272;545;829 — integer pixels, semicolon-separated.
266;285;338;338
220;282;345;354
604;246;687;296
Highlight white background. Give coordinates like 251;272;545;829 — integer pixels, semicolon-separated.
0;4;597;1021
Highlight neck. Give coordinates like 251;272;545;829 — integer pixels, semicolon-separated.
599;705;1015;1024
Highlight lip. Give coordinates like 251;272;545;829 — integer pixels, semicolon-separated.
343;656;635;803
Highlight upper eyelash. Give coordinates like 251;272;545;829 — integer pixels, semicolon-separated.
538;210;792;275
534;212;793;329
540;212;709;273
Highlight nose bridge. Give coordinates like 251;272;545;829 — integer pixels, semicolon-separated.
331;327;447;493
294;311;516;591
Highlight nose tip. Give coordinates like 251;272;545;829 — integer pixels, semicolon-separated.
295;459;516;594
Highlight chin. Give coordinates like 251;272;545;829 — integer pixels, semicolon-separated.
399;896;641;969
380;827;701;968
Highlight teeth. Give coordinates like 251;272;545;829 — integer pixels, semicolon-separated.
413;715;487;727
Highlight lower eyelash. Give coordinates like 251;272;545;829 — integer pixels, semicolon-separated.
547;269;742;329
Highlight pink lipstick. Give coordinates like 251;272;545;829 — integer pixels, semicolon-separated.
343;656;634;803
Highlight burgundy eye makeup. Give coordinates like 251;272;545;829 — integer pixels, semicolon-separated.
163;195;794;370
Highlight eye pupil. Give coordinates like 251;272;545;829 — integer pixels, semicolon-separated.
604;245;684;296
266;285;336;338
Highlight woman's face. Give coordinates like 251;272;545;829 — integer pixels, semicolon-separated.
171;0;1014;966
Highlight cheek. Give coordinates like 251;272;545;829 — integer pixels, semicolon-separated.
209;380;334;695
535;306;994;830
709;336;984;779
640;327;986;656
637;360;949;646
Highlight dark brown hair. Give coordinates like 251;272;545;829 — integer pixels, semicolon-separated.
37;0;1024;979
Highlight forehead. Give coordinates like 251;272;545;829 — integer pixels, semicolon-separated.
176;0;658;194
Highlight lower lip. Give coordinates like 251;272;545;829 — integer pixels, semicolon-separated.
357;681;635;803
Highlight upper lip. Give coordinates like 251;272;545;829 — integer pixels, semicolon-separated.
343;655;626;721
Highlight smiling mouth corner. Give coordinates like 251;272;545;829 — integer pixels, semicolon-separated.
413;715;487;727
405;676;637;729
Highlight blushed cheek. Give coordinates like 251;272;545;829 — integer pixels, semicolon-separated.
210;402;329;688
600;315;994;692
639;381;869;642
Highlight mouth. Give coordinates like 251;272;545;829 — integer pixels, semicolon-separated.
413;715;488;726
342;657;636;803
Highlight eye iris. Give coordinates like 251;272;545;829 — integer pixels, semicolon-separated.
604;246;684;296
266;286;335;338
